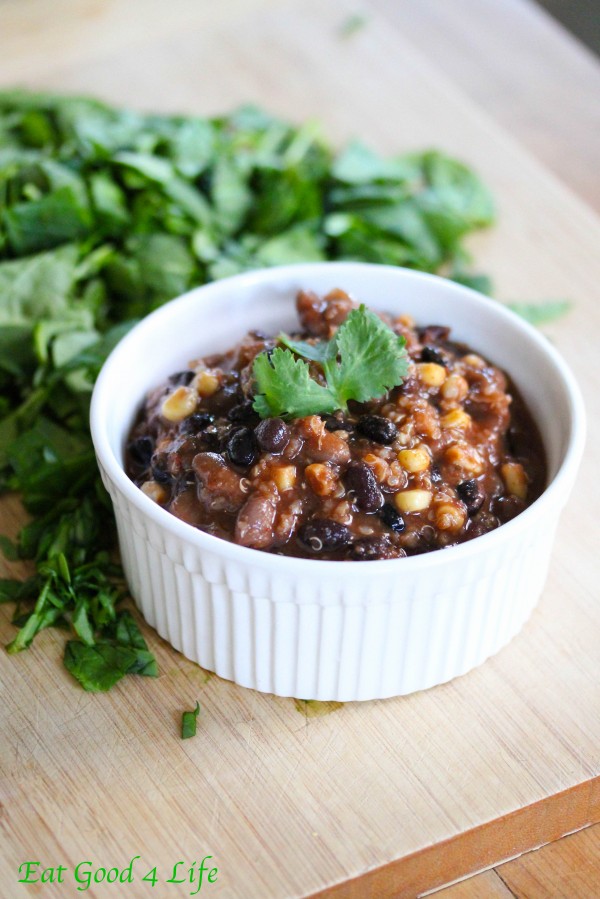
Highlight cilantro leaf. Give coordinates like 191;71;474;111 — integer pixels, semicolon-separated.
64;641;156;692
506;300;571;325
254;305;408;418
181;701;201;739
278;333;335;364
450;271;493;296
253;347;338;418
115;609;150;650
324;306;408;406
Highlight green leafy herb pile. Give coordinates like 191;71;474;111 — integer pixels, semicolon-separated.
254;305;409;418
0;89;496;693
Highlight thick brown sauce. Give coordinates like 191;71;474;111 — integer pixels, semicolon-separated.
126;289;546;561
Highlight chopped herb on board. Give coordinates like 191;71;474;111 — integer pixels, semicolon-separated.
182;701;201;739
0;90;501;696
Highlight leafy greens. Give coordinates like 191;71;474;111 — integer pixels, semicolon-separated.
0;89;498;694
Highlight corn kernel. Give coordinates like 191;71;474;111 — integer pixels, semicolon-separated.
441;373;469;403
193;369;220;397
434;502;466;532
440;408;472;430
273;465;297;492
397;446;430;473
417;362;447;388
141;480;167;504
394;489;432;514
363;453;390;483
501;462;528;500
462;354;485;369
305;463;337;496
445;443;484;476
161;386;198;422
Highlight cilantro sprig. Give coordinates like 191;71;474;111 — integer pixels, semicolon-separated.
253;305;408;418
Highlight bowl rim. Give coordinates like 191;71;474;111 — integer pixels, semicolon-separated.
90;261;586;576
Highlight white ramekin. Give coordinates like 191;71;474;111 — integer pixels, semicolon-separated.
90;263;585;701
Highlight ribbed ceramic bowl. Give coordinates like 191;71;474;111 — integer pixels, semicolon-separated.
90;263;585;701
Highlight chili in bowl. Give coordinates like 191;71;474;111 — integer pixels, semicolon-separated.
90;263;585;701
124;290;546;560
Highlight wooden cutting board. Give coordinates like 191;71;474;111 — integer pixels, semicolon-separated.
1;1;599;897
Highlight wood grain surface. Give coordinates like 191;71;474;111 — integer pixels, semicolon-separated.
437;869;514;898
438;822;600;898
370;0;600;212
1;1;599;897
313;778;600;897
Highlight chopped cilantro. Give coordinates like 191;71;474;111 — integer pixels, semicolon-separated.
0;89;496;694
181;701;201;739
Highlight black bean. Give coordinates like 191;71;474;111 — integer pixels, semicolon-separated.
323;415;354;432
421;345;447;366
228;400;258;424
351;537;390;561
220;382;241;399
379;503;405;533
128;435;154;468
152;463;172;485
466;510;499;539
356;415;397;445
255;418;290;454
506;425;529;458
456;479;485;515
226;427;259;467
208;383;241;415
168;370;195;386
430;465;443;484
418;325;450;344
344;462;383;512
181;412;214;434
493;495;525;523
297;519;351;553
199;429;224;452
